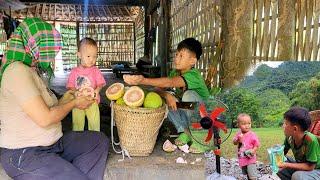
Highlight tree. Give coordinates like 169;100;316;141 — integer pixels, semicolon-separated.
289;74;320;111
219;88;260;128
257;89;291;127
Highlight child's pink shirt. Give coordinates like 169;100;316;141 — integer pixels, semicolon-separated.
233;130;260;167
66;66;106;103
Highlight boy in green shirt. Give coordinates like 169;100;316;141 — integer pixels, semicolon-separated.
124;38;210;153
277;107;320;180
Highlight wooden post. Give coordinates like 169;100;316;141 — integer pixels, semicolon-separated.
144;1;150;57
158;0;169;76
220;0;253;89
278;0;295;60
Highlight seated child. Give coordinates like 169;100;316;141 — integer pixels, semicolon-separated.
233;113;260;180
277;107;320;180
123;38;210;153
66;37;106;131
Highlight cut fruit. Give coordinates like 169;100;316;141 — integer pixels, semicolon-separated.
76;87;95;98
163;139;177;153
106;83;125;100
123;86;145;107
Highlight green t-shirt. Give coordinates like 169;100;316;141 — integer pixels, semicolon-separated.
169;68;210;100
284;131;320;169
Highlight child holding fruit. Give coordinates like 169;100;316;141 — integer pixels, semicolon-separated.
276;107;320;180
66;37;106;131
123;38;210;153
233;113;260;180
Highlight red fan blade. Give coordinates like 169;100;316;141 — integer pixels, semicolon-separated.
213;120;228;133
210;107;226;120
199;103;208;118
191;122;202;129
205;128;213;142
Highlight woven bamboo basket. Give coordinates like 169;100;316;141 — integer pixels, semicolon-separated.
113;103;167;156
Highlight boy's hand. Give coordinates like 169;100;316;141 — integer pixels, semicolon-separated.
123;75;144;85
278;162;287;169
165;93;178;110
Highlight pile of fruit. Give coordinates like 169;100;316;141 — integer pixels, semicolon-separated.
106;83;163;109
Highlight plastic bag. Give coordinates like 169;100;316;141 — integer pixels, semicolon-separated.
267;145;286;173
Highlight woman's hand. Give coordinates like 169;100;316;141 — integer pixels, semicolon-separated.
165;93;178;111
74;95;95;110
58;90;75;105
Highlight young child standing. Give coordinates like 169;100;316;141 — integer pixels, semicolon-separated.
66;37;106;131
233;113;260;180
277;107;320;180
123;38;210;153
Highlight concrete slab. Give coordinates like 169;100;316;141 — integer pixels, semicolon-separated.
0;141;205;180
105;141;205;180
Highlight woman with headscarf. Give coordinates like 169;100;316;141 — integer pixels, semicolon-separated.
0;18;109;180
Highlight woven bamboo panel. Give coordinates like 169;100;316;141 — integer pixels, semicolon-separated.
295;0;320;61
135;8;145;62
79;22;135;68
253;0;278;61
169;0;221;86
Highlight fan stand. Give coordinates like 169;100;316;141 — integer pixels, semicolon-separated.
213;127;222;174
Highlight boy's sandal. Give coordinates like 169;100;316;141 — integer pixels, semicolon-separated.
189;141;211;154
174;133;191;146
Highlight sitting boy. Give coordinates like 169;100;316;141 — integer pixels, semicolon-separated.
277;107;320;180
123;38;210;153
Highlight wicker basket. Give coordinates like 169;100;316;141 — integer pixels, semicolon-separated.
113;103;167;156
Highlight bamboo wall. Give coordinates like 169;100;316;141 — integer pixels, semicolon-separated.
253;0;320;61
79;22;135;68
295;0;320;61
253;0;279;61
134;8;145;61
169;0;222;86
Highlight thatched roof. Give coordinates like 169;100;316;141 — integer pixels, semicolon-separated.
10;3;142;22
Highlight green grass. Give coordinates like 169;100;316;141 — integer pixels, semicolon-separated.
220;128;285;163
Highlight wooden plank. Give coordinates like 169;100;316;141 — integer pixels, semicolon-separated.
304;0;313;60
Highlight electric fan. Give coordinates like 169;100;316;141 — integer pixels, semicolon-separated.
184;97;232;174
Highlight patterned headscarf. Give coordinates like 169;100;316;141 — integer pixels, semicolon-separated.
0;17;62;85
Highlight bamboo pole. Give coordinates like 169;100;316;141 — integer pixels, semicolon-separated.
278;0;295;60
304;0;313;60
269;0;277;61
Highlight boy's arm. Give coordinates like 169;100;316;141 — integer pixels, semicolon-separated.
279;162;316;171
156;89;179;110
124;75;186;88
